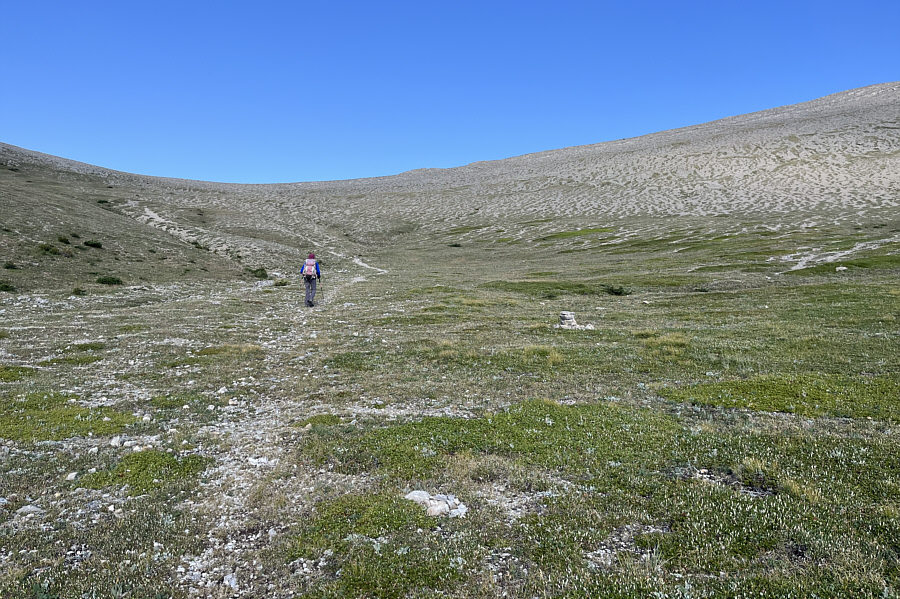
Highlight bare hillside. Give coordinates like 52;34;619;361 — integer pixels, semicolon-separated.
2;82;899;285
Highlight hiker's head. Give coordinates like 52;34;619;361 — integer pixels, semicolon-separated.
308;253;315;259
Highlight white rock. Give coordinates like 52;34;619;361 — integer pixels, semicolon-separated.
142;414;152;422
217;387;228;395
109;436;122;447
426;502;450;517
66;472;78;481
223;573;238;589
449;504;468;518
87;446;99;454
17;504;44;516
404;490;431;506
835;266;848;271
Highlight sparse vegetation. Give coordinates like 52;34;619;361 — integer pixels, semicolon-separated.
83;239;103;248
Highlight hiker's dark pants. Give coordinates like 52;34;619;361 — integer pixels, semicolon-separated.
304;276;317;306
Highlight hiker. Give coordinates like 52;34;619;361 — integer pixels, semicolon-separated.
302;253;321;307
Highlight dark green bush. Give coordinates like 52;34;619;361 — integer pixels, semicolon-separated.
96;276;122;285
84;240;103;249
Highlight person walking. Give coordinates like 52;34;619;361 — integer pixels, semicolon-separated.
302;253;321;307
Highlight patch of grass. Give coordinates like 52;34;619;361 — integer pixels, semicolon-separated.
83;239;103;249
297;414;343;427
3;261;17;269
274;279;290;287
326;351;387;371
287;493;465;598
0;365;35;381
70;287;87;296
150;392;207;409
0;281;16;292
302;399;680;480
57;235;70;245
38;243;60;255
539;227;614;241
247;266;268;279
81;450;210;493
484;279;630;298
0;392;136;442
96;275;122;285
661;374;900;421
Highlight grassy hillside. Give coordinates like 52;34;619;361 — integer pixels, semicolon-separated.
1;84;899;598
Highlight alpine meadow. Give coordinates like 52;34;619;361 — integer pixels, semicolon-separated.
1;82;899;598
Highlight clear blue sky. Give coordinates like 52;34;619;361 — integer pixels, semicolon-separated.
2;1;898;183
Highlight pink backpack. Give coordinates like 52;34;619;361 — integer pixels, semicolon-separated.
302;258;317;276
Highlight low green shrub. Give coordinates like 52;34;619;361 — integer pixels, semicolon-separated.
96;275;122;285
